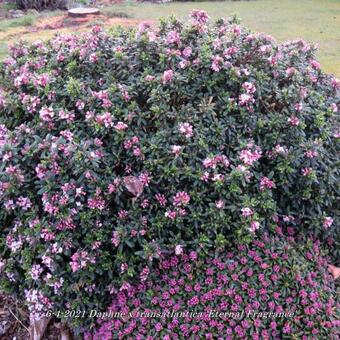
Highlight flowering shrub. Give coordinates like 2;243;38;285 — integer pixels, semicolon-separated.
86;233;339;339
0;11;339;323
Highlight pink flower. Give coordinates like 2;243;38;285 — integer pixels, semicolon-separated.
145;74;154;81
111;231;120;247
114;122;128;130
118;84;130;102
140;199;149;208
190;10;209;24
148;31;157;42
88;197;105;210
30;264;43;280
155;322;163;332
288;116;300;126
249;221;260;233
162;69;174;84
175;245;183;255
70;251;93;272
302;167;313;176
39;106;54;122
239;93;254;106
211;55;223;72
165;210;177;220
76;100;85;110
166;30;180;44
34;73;49;87
137;21;151;34
57;54;65;62
89;53;98;63
201;172;210;182
242;208;253;217
188;296;199;306
120;263;128;273
139;172;151;186
330;103;338;113
132;147;141;157
203;157;215;169
182;46;192;58
331;77;340;88
286;67;295;77
118;210;128;219
239;148;262;165
16;196;32;210
173;191;190;206
242;82;256;94
232;25;241;35
140;266;149;282
179;60;190;69
260;177;275;191
203;155;229;169
275;144;288;155
215;200;224;209
294;102;303;112
305;150;318;158
323;217;333;229
214;174;225;183
97;112;113;128
178;122;193;138
310;60;320;70
59;110;75;122
171;145;182;156
155;193;167;207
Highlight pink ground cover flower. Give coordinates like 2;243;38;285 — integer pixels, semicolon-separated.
87;234;338;339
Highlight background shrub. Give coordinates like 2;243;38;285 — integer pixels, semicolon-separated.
86;233;339;339
14;0;67;11
0;11;339;325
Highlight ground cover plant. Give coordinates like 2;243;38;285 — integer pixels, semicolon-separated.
86;232;339;339
0;9;339;334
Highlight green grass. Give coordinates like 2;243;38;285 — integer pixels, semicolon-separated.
0;0;339;76
0;2;18;11
0;14;36;31
8;15;35;27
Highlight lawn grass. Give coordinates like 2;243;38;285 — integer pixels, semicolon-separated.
0;0;339;76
